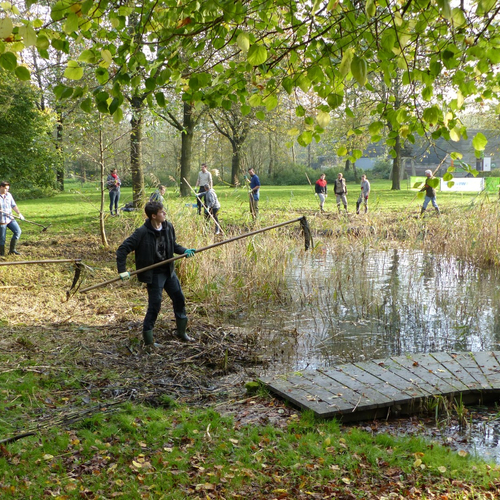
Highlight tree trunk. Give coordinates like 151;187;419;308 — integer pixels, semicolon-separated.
56;114;64;191
391;134;401;190
231;140;240;185
268;133;274;177
345;158;350;171
98;124;108;248
180;102;195;197
130;97;145;207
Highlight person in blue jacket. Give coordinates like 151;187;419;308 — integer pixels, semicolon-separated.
248;167;261;219
116;201;196;346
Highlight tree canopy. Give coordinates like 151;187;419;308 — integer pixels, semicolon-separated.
1;0;499;178
0;69;59;189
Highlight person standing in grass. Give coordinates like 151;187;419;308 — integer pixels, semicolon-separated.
106;168;121;216
356;174;371;214
195;164;212;215
420;169;440;216
315;173;328;212
150;185;166;204
116;201;197;346
0;181;24;256
334;172;348;213
197;184;222;234
248;167;261;219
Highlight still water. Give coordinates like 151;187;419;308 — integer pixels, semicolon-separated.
238;248;500;462
256;248;500;370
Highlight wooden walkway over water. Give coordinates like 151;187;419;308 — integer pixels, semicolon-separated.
258;351;500;422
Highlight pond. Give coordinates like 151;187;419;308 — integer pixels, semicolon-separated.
237;247;500;462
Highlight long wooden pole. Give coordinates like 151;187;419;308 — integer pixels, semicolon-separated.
79;217;306;293
0;259;81;267
182;177;224;236
404;154;449;211
0;208;50;231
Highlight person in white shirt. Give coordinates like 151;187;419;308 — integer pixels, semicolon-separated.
356;175;371;214
0;181;24;256
195;164;213;215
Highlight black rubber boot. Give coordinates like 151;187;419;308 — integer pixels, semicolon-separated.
9;239;20;255
143;330;154;346
0;245;4;256
356;201;360;214
175;318;192;342
420;207;426;217
435;207;440;216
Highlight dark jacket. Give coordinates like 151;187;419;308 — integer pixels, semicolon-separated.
315;179;327;195
421;177;436;197
116;219;187;283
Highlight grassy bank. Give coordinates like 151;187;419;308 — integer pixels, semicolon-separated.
2;180;500;498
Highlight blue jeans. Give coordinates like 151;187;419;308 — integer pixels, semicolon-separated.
109;190;120;213
0;219;21;246
143;271;187;332
423;195;438;210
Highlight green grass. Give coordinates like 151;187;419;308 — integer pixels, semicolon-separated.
1;368;499;499
2;179;500;498
14;178;488;240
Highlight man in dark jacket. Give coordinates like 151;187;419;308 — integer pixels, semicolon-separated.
116;201;196;346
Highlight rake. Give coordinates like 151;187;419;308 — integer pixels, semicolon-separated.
79;216;313;294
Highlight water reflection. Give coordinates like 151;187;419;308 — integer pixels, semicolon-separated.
238;247;500;463
240;249;500;372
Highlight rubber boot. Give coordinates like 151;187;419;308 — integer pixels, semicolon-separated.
420;207;426;217
356;201;360;214
0;245;4;256
435;207;440;216
9;239;20;255
175;318;192;342
364;205;368;214
143;330;154;346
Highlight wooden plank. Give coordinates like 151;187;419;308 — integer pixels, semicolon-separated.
430;352;486;391
466;351;500;388
297;370;361;410
370;358;441;395
407;353;471;393
260;375;339;418
389;355;459;395
447;352;494;389
259;351;500;421
355;360;432;399
317;367;391;410
334;362;411;406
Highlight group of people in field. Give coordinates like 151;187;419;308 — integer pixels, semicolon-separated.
315;169;439;216
315;172;371;214
0;166;438;350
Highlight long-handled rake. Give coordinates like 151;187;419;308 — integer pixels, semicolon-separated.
79;216;313;294
0;209;51;232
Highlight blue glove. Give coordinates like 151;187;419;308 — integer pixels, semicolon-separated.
184;249;196;258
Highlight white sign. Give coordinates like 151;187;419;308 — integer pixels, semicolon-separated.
484;157;491;172
440;177;484;192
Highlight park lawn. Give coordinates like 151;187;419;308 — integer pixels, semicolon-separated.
2;179;500;498
13;178;488;242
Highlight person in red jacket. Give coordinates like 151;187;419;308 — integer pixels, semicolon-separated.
314;173;328;212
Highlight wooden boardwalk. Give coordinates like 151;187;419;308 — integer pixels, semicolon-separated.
258;351;500;422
